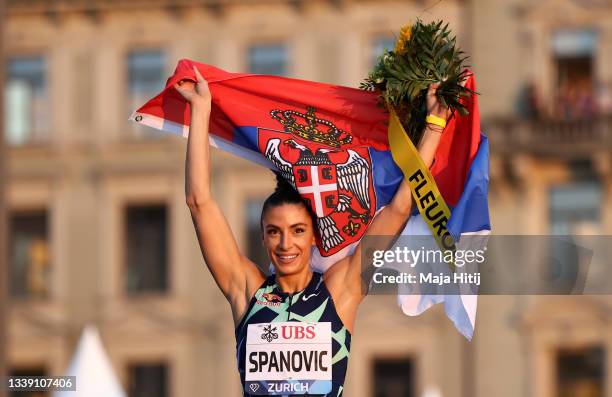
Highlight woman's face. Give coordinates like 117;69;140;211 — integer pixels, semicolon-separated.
262;203;316;276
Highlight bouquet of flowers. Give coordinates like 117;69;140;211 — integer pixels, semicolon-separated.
361;19;478;144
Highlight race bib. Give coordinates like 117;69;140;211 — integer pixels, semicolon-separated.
245;322;332;395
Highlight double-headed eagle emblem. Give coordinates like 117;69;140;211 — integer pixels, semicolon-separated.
261;107;374;254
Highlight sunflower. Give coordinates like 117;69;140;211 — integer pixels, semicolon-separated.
394;24;412;54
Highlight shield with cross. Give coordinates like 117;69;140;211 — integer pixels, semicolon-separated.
293;164;338;218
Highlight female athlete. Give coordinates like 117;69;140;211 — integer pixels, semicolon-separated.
175;66;451;397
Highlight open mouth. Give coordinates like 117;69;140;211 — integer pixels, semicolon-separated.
275;253;299;264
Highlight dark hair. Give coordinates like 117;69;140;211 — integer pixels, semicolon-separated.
260;172;316;232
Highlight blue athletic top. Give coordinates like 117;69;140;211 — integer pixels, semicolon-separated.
235;272;351;397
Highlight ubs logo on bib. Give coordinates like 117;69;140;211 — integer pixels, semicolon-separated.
281;324;315;340
261;325;278;343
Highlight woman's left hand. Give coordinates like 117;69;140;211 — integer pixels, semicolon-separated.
426;82;452;121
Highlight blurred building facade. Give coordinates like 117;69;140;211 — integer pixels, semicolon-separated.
4;0;612;397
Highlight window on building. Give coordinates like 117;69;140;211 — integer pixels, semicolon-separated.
373;358;414;397
551;30;597;119
10;366;48;397
5;56;49;145
248;44;287;76
246;199;270;275
546;180;600;291
557;346;604;397
9;211;51;299
127;49;166;138
125;205;168;294
371;36;396;67
128;362;168;397
549;181;601;235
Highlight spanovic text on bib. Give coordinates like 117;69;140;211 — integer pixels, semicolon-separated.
245;322;332;395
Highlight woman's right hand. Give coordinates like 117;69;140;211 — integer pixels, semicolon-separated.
175;65;212;109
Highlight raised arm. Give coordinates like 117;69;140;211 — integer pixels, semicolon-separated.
324;82;451;331
176;67;265;321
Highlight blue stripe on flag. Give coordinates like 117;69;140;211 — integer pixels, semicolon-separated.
233;126;260;152
370;147;403;210
448;134;491;240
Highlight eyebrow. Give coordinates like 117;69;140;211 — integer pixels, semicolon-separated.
265;223;308;229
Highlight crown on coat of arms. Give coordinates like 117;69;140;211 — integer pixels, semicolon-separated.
270;107;352;148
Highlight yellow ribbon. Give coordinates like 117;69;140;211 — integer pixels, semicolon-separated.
387;109;456;269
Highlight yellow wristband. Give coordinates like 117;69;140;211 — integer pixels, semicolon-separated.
426;114;447;129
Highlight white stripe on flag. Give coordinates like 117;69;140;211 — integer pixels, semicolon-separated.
129;112;276;169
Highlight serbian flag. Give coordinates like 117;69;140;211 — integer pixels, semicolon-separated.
130;59;490;339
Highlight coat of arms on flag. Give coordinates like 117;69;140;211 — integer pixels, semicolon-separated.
260;106;376;256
